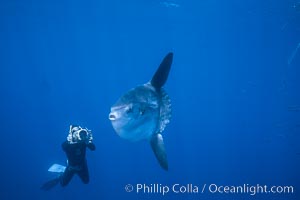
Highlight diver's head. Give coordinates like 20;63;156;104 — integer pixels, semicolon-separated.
79;129;88;141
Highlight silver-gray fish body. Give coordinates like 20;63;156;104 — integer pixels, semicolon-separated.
110;83;171;142
109;52;173;170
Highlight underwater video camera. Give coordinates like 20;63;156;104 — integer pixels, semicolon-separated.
67;125;93;144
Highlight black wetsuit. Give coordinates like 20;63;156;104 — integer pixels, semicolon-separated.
60;141;96;186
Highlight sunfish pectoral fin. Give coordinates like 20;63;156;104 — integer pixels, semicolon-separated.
151;52;173;89
150;133;168;171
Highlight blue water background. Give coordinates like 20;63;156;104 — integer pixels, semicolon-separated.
0;0;299;199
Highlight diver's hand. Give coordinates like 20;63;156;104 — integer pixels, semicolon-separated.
85;139;92;145
87;142;96;151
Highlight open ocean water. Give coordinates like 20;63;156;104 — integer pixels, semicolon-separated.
0;0;299;199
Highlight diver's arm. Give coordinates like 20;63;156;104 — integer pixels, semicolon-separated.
62;141;69;151
87;142;96;151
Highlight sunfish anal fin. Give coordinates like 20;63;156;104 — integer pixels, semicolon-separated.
150;133;168;171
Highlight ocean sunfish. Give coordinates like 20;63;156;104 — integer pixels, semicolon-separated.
109;52;173;170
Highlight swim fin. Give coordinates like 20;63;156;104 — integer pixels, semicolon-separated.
40;177;60;191
48;164;66;173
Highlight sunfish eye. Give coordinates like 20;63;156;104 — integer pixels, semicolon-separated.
126;108;132;113
139;108;145;115
126;106;133;113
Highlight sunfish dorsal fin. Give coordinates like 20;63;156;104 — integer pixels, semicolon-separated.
151;52;173;89
150;133;168;170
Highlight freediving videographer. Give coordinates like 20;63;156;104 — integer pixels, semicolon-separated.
41;125;96;190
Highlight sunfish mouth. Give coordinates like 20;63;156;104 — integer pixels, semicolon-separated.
109;113;117;121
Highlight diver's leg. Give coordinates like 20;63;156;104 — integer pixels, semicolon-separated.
60;167;74;187
77;162;90;184
40;177;60;190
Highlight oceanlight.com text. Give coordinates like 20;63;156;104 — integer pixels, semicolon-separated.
207;184;294;196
